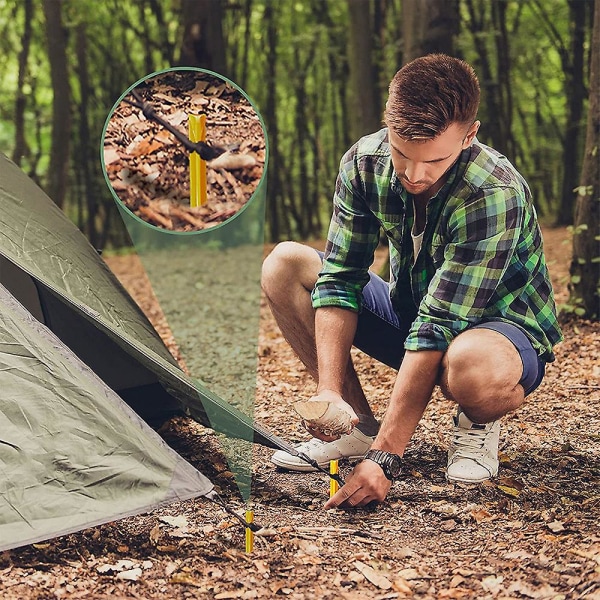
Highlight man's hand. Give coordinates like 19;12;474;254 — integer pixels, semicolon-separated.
323;459;391;509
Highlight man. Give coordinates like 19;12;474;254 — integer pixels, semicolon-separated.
261;54;562;508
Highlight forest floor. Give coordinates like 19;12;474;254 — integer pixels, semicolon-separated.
1;227;599;600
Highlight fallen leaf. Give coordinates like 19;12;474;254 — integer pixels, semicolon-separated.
214;591;244;599
497;476;525;490
497;485;521;497
209;151;257;171
440;519;457;532
129;138;164;157
103;148;120;165
253;559;270;574
392;576;412;594
347;570;365;583
353;561;392;590
116;568;143;581
547;520;565;533
149;523;161;544
481;575;504;593
170;572;206;588
470;508;494;523
397;568;421;580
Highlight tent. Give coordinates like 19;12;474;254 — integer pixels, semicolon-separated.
0;153;279;551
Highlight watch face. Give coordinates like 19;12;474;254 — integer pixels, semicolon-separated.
387;455;402;479
366;450;402;480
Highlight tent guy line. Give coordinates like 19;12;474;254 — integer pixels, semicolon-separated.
0;152;345;551
123;87;235;161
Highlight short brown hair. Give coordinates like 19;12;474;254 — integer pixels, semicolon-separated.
385;54;480;140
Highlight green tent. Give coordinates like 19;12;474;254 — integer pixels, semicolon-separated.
0;153;278;551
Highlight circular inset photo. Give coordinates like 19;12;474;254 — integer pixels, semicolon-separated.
101;68;266;232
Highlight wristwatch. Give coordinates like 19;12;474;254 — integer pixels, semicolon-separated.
363;449;402;481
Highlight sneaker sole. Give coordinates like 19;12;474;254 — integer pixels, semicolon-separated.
445;471;497;484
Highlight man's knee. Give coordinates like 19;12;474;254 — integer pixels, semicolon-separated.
262;241;320;296
441;328;524;414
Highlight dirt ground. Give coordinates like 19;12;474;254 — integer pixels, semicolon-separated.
1;227;598;600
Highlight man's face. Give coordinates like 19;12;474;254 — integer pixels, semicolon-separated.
388;121;480;196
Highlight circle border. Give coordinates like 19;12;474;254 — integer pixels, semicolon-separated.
100;66;269;236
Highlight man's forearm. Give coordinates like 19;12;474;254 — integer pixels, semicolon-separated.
314;306;358;393
372;349;444;456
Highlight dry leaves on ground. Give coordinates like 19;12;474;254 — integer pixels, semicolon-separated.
1;227;598;600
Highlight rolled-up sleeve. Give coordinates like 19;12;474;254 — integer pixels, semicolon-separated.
311;153;381;312
405;186;524;351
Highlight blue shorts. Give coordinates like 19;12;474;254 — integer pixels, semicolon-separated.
316;251;545;396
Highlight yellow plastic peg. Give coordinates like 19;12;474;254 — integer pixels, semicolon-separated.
245;509;254;553
189;114;207;206
329;460;339;498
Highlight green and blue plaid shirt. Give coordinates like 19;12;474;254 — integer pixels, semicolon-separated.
312;128;562;360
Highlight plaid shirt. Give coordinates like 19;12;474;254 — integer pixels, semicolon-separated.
312;128;562;360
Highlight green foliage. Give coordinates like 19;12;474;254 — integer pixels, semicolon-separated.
0;0;594;246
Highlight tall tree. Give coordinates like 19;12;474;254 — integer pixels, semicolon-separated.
12;0;33;167
464;0;516;156
346;0;380;140
74;20;99;248
179;0;227;74
569;0;599;320
402;0;458;63
42;0;70;209
530;0;589;225
263;2;282;241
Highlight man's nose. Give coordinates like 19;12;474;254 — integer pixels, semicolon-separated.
404;162;426;183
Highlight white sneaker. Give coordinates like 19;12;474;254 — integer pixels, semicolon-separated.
447;410;500;483
271;428;375;472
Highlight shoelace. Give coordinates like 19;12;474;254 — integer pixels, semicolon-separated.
451;425;492;457
298;437;327;451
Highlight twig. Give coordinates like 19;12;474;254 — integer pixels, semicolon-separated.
138;205;172;229
170;206;207;228
567;385;600;389
295;526;382;540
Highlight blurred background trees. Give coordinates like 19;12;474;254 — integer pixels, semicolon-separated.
0;0;597;316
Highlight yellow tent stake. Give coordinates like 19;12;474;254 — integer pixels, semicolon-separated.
189;114;207;207
329;460;339;497
245;510;254;553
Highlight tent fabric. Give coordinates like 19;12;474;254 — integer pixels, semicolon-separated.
0;283;212;552
0;153;276;446
0;153;286;551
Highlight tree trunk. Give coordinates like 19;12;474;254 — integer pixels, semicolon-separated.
556;0;588;225
464;0;511;153
42;0;71;209
569;0;599;319
492;0;518;161
346;0;380;140
179;0;227;75
402;0;458;64
75;21;99;248
13;0;33;167
263;2;281;241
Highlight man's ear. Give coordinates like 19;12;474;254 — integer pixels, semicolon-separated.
462;120;480;148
